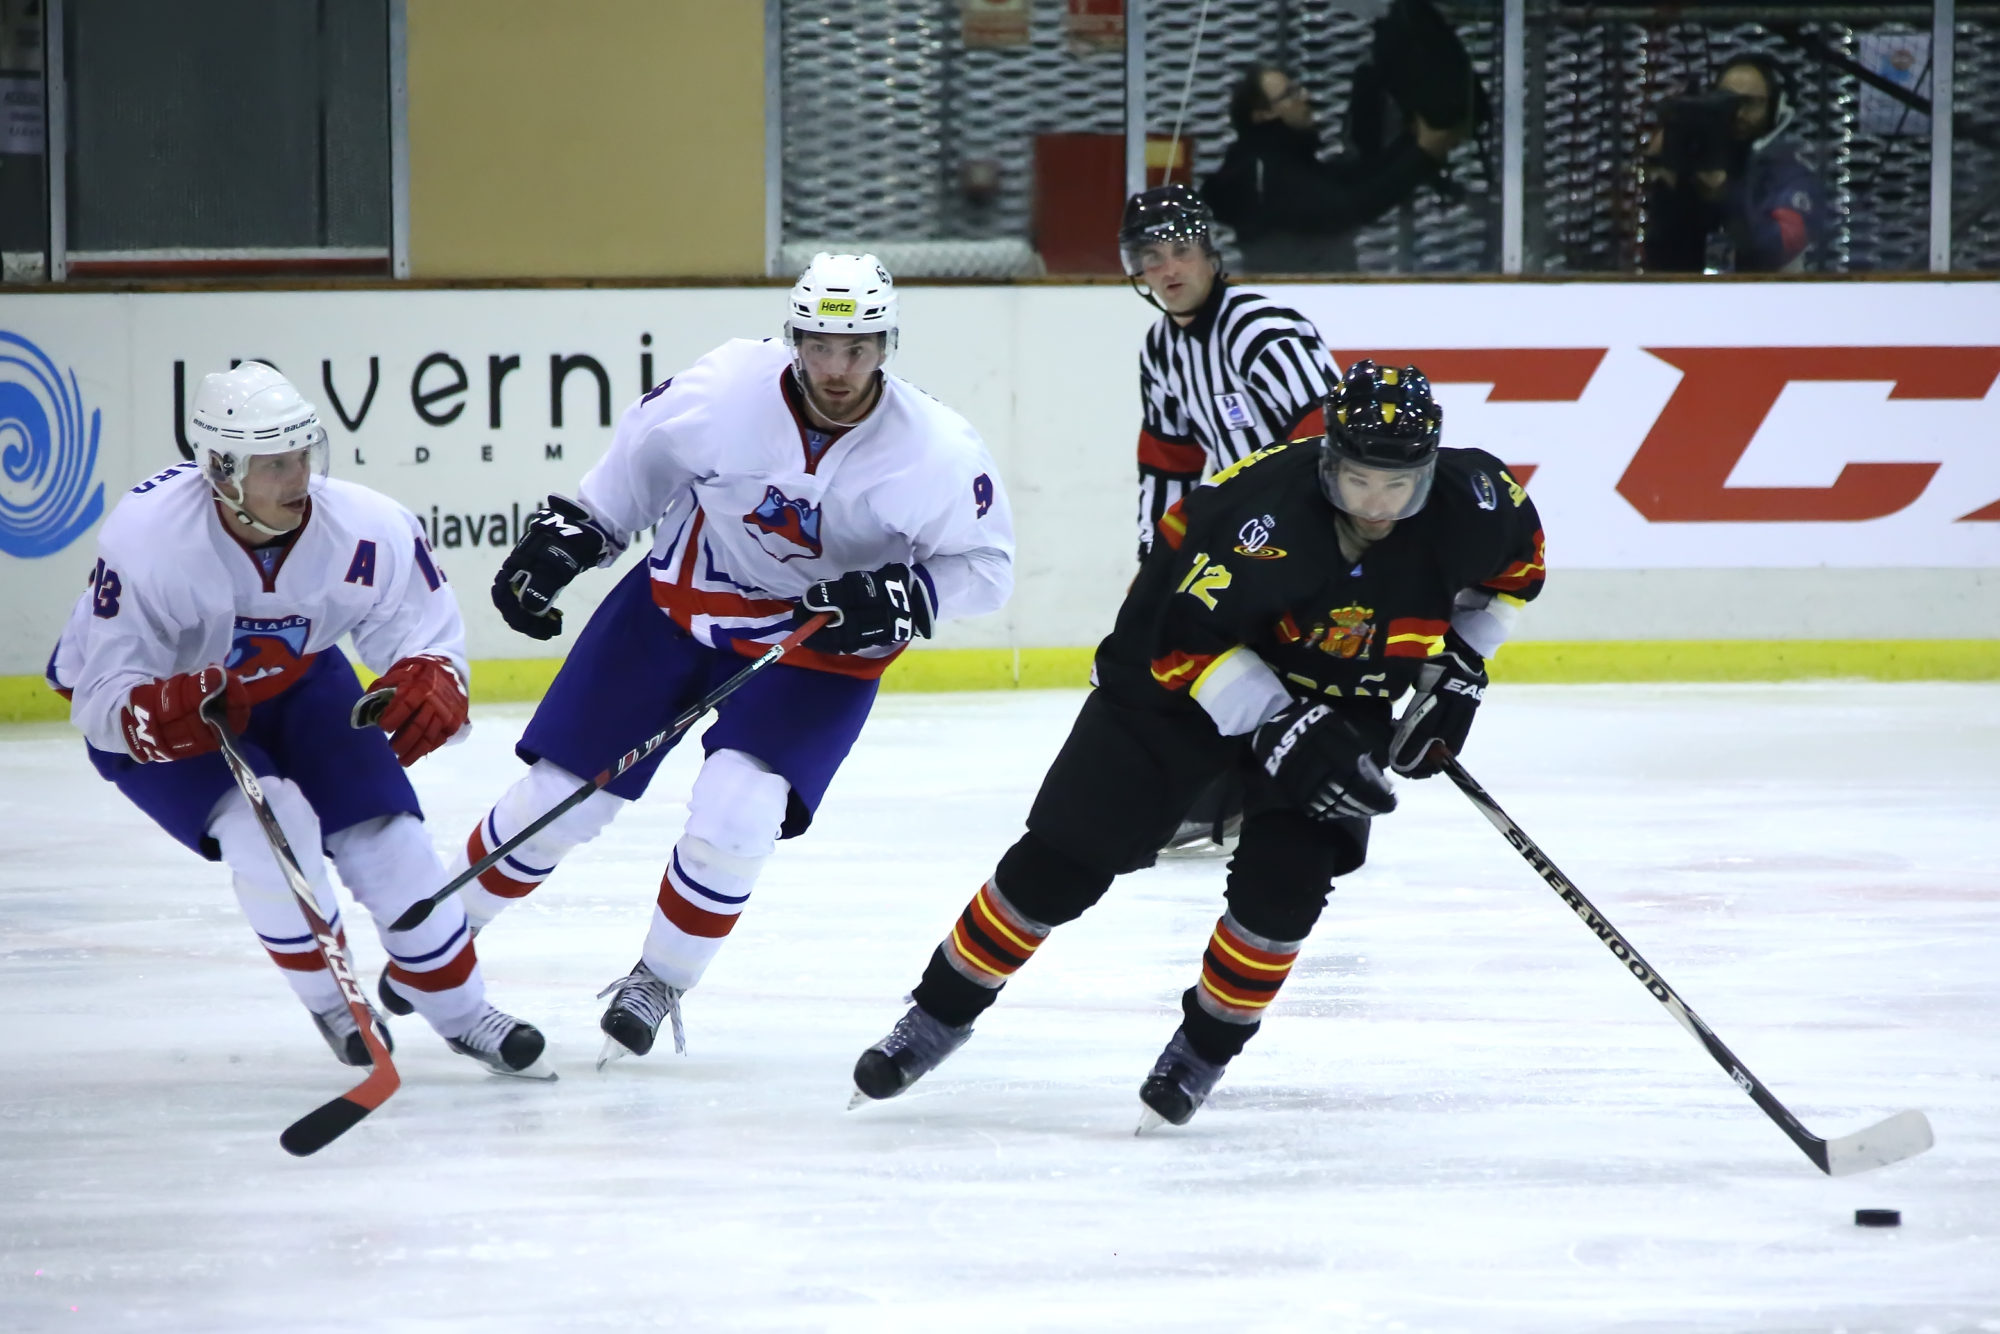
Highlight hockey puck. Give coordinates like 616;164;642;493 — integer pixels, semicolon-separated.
1854;1209;1901;1227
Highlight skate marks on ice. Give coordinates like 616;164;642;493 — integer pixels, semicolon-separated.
2;686;1998;1331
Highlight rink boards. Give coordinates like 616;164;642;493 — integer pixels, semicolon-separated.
2;280;1996;717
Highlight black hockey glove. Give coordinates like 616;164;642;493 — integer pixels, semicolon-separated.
1251;700;1398;821
1389;631;1487;778
795;562;935;654
491;495;611;641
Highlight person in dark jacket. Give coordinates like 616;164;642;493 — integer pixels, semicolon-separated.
1201;65;1461;274
1643;53;1829;273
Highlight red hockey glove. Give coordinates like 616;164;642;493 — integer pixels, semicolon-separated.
371;655;468;766
120;666;250;763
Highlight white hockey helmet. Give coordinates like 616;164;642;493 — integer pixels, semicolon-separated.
783;252;898;360
189;362;330;535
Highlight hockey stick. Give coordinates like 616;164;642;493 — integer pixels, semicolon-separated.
200;693;401;1157
1439;752;1934;1177
387;612;833;933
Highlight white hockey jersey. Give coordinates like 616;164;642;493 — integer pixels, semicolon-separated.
48;462;469;757
576;337;1014;678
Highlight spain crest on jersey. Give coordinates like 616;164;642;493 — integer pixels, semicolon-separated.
743;486;825;562
225;614;315;697
1310;605;1377;660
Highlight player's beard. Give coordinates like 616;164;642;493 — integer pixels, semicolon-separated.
799;364;883;426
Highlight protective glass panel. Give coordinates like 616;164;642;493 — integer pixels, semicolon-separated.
1953;10;2000;270
63;0;389;255
1524;1;1937;273
0;0;47;281
779;0;1128;278
1145;0;1503;276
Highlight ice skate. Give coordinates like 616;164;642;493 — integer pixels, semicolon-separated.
1158;812;1242;859
849;1004;973;1107
376;966;414;1017
1136;1027;1227;1132
595;960;684;1068
445;1005;556;1080
310;999;394;1068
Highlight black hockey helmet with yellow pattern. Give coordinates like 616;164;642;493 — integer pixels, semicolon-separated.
1317;360;1443;522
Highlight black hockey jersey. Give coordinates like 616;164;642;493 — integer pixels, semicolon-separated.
1095;441;1545;717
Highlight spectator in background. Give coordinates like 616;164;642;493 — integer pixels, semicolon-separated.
1202;64;1462;274
1643;53;1829;273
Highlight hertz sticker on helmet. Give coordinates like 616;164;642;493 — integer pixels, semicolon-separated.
816;298;858;317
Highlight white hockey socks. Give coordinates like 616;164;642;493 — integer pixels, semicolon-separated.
642;749;789;991
453;760;628;929
209;781;348;1014
327;813;485;1035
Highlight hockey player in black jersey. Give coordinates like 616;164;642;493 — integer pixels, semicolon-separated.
852;361;1546;1128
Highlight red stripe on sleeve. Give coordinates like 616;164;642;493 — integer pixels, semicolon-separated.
1139;429;1206;476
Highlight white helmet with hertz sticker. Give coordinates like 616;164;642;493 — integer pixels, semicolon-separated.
783;251;899;361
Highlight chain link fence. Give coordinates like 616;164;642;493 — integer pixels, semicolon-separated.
777;0;2000;275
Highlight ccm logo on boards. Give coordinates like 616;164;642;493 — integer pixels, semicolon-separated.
1338;346;2000;523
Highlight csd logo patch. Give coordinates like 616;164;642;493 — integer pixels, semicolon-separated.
225;614;314;697
745;485;825;561
1233;513;1286;559
816;298;858;318
0;330;104;559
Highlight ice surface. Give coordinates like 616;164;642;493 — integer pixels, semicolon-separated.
3;684;1997;1332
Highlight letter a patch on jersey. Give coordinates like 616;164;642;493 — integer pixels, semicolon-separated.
743;485;825;562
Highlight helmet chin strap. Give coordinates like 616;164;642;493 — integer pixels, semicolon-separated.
212;481;295;539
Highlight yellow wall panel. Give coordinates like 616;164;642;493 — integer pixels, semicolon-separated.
407;1;764;278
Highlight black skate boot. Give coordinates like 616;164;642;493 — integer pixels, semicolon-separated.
377;967;414;1017
1137;1026;1227;1131
446;1005;557;1080
310;1000;394;1067
849;1004;973;1107
595;960;684;1068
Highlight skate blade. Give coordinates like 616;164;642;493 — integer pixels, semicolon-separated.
596;1035;636;1071
847;1087;874;1111
1135;1106;1170;1136
494;1057;559;1082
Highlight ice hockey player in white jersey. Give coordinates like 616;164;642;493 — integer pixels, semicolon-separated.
48;363;554;1080
472;252;1015;1066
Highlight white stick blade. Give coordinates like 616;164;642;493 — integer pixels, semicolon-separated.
1823;1109;1935;1176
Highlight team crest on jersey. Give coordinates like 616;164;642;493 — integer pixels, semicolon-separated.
1306;605;1376;660
1214;392;1255;431
1233;513;1286;559
225;614;313;690
744;486;825;561
1472;471;1498;511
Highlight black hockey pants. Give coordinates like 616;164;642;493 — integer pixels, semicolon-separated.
914;688;1385;1062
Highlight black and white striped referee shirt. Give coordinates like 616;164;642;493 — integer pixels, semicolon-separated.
1136;281;1339;555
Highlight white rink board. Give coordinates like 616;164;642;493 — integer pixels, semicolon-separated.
1;683;1996;1331
2;283;1997;675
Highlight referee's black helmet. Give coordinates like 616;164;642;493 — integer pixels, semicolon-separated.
1117;184;1222;276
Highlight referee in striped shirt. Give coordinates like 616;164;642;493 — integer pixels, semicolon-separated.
1123;184;1341;561
1119;184;1342;853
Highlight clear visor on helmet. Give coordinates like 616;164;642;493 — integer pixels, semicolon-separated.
1318;451;1436;523
1120;231;1209;277
205;429;330;504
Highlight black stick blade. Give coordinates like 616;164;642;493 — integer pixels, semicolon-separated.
280;1096;376;1157
389;897;438;933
